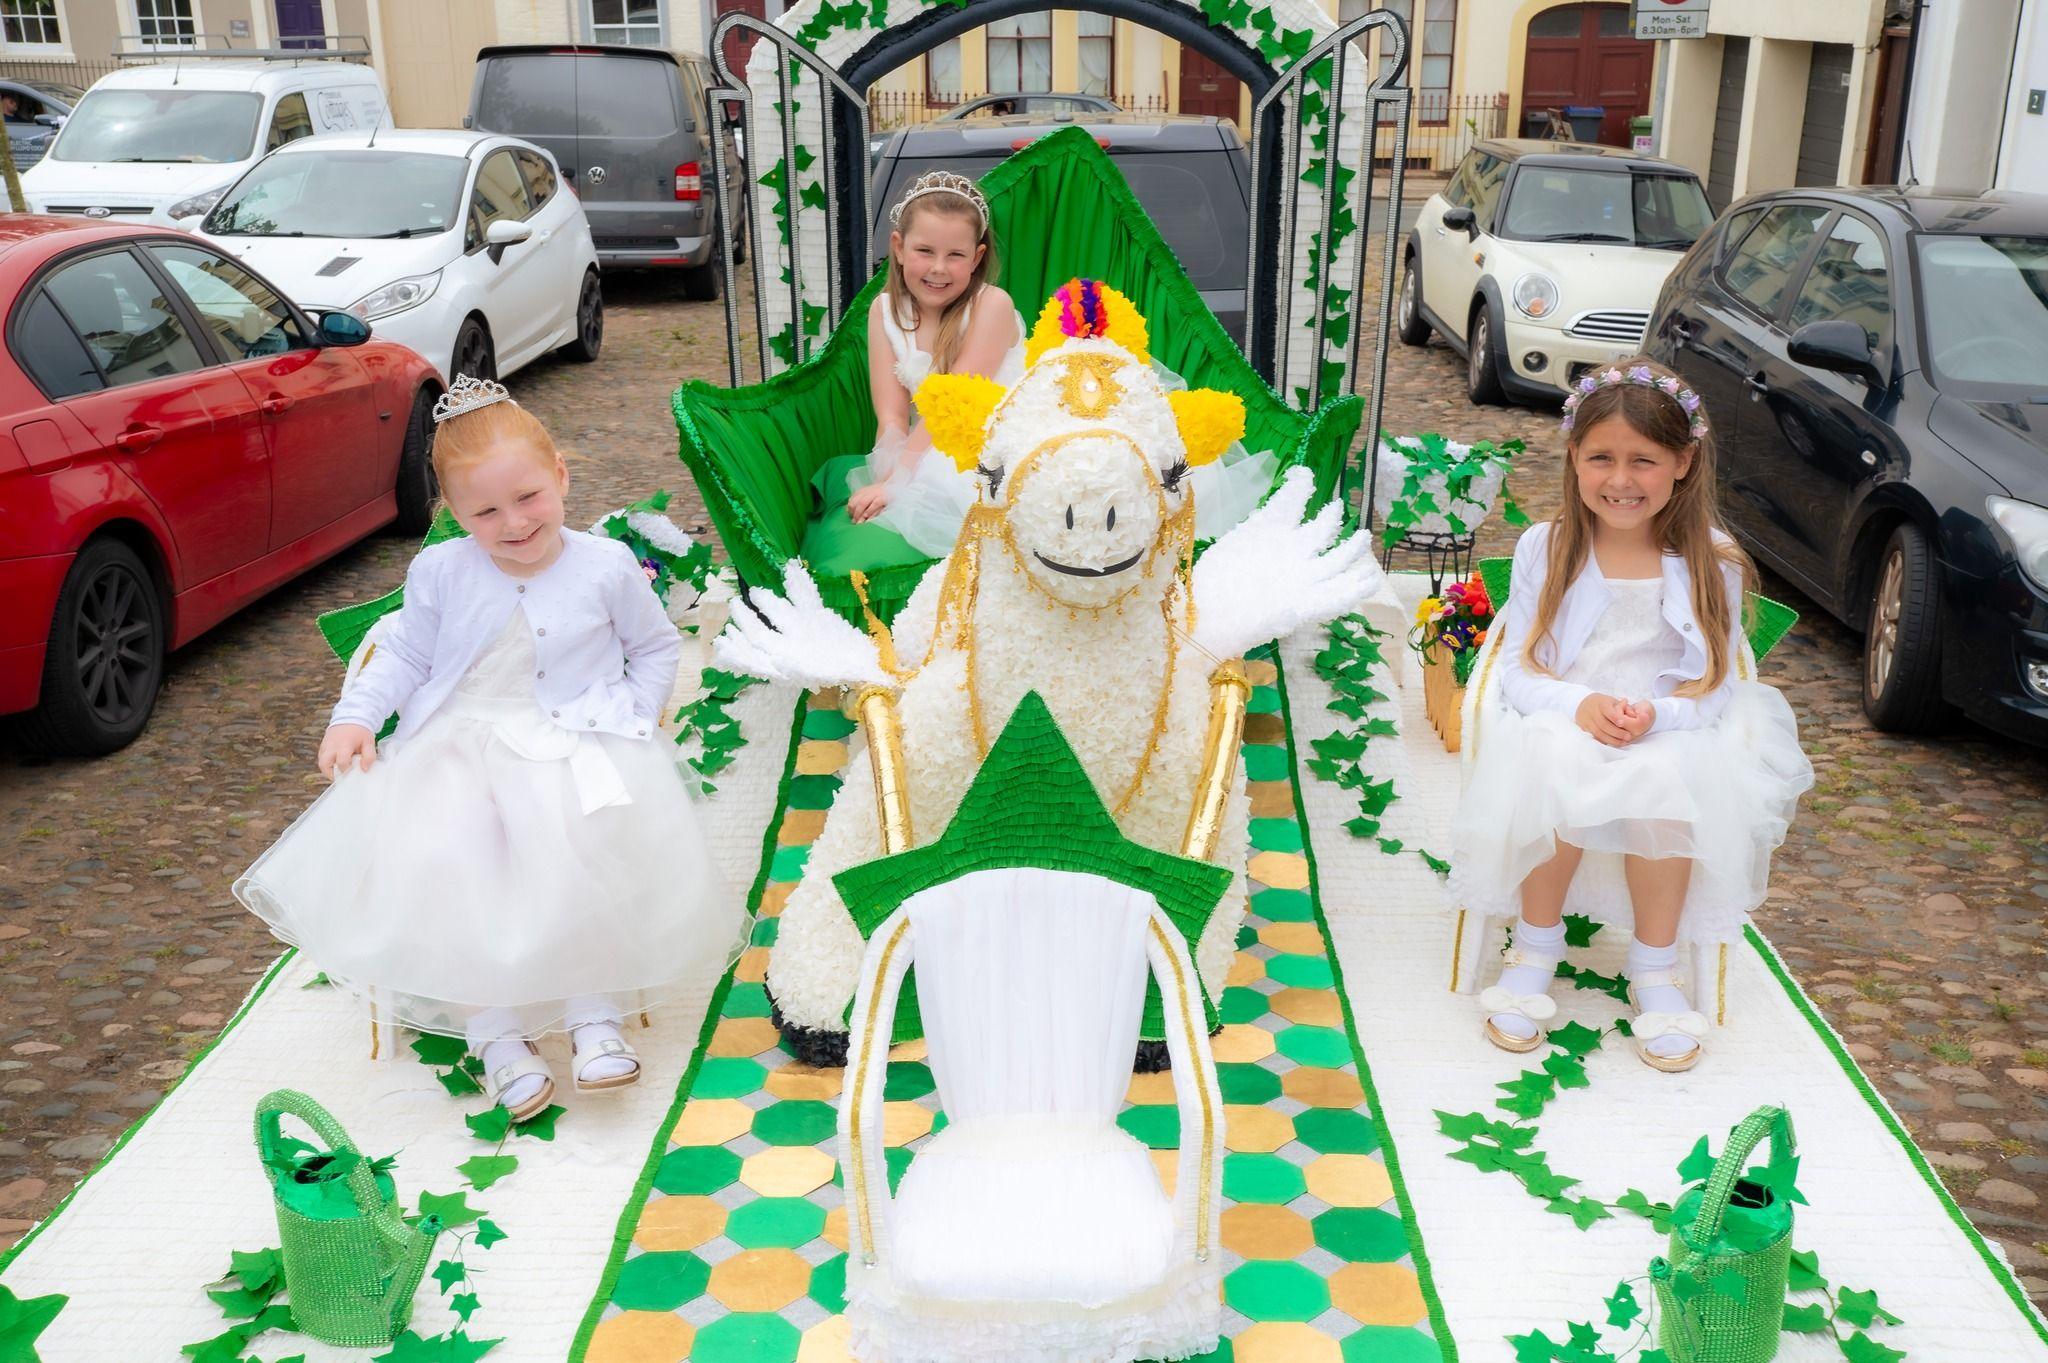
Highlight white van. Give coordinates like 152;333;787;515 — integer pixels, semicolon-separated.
22;58;385;227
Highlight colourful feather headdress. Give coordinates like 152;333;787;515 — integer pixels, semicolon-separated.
1025;278;1151;367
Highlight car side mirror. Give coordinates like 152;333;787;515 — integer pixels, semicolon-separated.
1442;205;1479;238
34;113;61;128
1787;319;1883;388
317;311;371;346
485;218;532;263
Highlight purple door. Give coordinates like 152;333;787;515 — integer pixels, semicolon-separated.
275;0;324;49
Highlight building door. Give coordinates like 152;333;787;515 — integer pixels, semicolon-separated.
1708;36;1750;211
274;0;324;48
1795;43;1854;186
1179;49;1240;123
1861;26;1912;183
714;0;767;87
1520;3;1651;146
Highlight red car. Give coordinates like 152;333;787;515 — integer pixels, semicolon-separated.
0;217;442;755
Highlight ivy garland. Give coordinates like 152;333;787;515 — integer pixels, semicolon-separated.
1307;612;1449;876
1434;918;1911;1363
673;667;760;796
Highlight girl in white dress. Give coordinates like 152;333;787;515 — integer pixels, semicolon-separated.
1450;359;1811;1072
235;377;739;1120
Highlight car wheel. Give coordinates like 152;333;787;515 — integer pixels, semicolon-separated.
392;387;439;537
680;260;721;302
562;271;603;363
1397;254;1430;347
1862;522;1946;733
451;318;495;382
1465;301;1505;406
14;538;165;756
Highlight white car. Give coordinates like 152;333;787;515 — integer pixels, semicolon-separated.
199;130;602;383
21;57;385;227
1399;140;1716;406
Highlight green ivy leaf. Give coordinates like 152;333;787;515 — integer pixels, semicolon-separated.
437;1066;485;1098
464;1108;511;1144
203;1281;277;1320
411;1034;470;1067
0;1288;65;1363
473;1219;508;1250
1781;1303;1831;1332
1546;1021;1605;1059
1436;1110;1491;1142
1787;1247;1827;1293
1675;1136;1715;1184
451;1293;480;1323
432;1258;468;1296
1507;1329;1562;1362
1545;1195;1611;1231
1562;914;1602;948
1834;1286;1903;1329
226;1247;283;1294
458;1155;519;1192
416;1190;483;1229
1603;1280;1640;1329
514;1104;565;1140
373;1331;505;1363
1837;1332;1907;1363
1540;1052;1590;1091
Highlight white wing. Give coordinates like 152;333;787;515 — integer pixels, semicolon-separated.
711;559;890;689
1190;467;1384;660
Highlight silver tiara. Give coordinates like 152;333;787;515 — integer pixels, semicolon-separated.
432;373;514;425
889;170;988;233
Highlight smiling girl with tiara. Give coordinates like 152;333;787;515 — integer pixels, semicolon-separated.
235;376;741;1120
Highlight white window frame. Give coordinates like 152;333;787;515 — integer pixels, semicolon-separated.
0;0;71;56
1076;11;1114;100
986;12;1052;95
585;0;666;46
126;0;202;51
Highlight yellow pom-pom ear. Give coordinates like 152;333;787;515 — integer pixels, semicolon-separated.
1025;279;1151;367
1168;389;1245;467
913;373;1007;472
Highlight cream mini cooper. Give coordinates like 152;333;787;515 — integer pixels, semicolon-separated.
1399;140;1715;406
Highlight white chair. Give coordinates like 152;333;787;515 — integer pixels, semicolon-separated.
1447;598;1780;1025
839;865;1223;1363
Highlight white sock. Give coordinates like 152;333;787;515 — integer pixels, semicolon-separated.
1488;915;1567;1041
573;1020;638;1082
478;1036;548;1111
1627;938;1699;1059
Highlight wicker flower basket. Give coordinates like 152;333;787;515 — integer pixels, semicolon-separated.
1422;641;1464;753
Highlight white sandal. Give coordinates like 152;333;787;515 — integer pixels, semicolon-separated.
1627;973;1708;1073
1478;949;1559;1054
485;1041;557;1121
572;1024;642;1092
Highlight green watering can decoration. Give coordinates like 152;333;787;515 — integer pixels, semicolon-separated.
1651;1105;1798;1363
255;1088;442;1347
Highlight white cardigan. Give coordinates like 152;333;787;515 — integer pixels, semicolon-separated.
330;529;680;743
1496;520;1743;735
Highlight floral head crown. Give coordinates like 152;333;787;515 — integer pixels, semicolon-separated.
889;170;989;234
432;373;514;425
1561;364;1708;442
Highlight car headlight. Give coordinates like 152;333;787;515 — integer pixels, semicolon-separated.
1988;496;2048;592
167;184;231;220
1511;272;1560;320
347;271;442;322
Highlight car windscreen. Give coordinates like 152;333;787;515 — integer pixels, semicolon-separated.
1496;167;1714;249
1915;234;2048;396
873;149;1247;291
204;150;469;239
49;88;262;164
25;82;83;106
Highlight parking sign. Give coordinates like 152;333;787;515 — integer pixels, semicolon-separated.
1634;0;1709;39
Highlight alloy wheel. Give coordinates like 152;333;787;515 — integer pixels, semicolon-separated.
579;280;602;351
1867;547;1903;701
1469;314;1488;384
73;561;156;726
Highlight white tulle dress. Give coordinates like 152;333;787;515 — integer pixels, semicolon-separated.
234;608;742;1040
855;291;1280;555
1449;577;1813;945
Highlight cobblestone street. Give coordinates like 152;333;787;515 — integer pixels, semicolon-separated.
4;265;2047;1300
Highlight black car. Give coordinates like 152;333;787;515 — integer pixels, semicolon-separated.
1646;185;2048;744
868;113;1249;343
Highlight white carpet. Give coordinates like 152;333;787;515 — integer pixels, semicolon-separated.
1295;574;2048;1360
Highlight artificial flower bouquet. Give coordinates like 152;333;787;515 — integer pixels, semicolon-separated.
1375;431;1529;548
1410;570;1495;751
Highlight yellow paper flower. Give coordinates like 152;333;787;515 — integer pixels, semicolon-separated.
1166;389;1245;467
1025;279;1151;367
1414;596;1442;626
913;373;1007;472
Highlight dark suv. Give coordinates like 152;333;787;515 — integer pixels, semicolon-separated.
1646;185;2048;744
868;112;1249;343
468;44;744;298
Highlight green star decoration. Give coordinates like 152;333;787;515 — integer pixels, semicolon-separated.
0;1288;64;1363
832;692;1233;1029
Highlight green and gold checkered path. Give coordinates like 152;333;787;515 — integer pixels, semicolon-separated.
570;655;1452;1363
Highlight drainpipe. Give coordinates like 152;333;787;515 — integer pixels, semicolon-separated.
1890;0;1928;184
